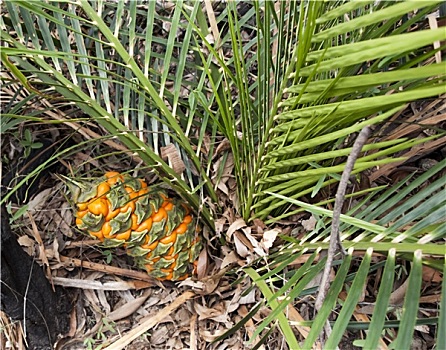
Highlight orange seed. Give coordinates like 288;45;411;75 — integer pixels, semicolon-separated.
87;198;109;216
152;207;167;222
116;229;131;241
136;218;153;232
97;182;111;197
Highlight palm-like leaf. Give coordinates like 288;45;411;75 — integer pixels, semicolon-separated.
242;158;445;348
192;0;445;220
188;2;445;347
1;0;217;227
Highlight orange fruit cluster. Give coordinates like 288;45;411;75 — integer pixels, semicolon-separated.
68;171;202;281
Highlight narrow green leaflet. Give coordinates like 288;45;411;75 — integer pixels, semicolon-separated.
325;248;373;348
391;250;423;350
245;268;300;350
437;261;446;350
302;251;354;348
363;249;396;349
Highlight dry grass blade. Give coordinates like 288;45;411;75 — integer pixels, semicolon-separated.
0;311;24;350
103;290;195;350
189;313;198;350
204;0;221;49
26;211;56;287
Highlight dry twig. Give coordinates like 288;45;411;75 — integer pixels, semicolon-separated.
314;126;372;343
59;255;160;286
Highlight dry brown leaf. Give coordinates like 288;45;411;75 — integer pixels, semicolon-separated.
97;289;111;315
370;134;446;181
289;253;320;267
419;294;442;303
72;151;101;168
104;290;195;350
83;289;103;316
17;235;35;254
0;310;23;350
260;229;280;254
221;251;239;269
389;277;409;305
220;153;234;180
178;279;206;291
74;299;87;337
173;308;191;328
196;247;208;280
201;134;211;156
194;302;230;324
160;290;181;306
160;144;186;175
212;152;235;193
67;305;78;337
227;218;247;240
234;231;252;258
143;295;164;310
44;246;56;260
201;271;227;294
339;291;388;349
199;329;227;342
238;305;265;350
302;216;317;231
356;305;376;315
107;292;151;321
422;265;443;283
238;288;256;305
26;188;54;212
53;208;73;238
225;299;240;314
252;219;266;236
150;325;170;345
52;238;61;263
286;304;311;339
217;181;230;195
214;217;227;236
241;226;267;257
213;138;231;158
305;266;334;290
415;324;430;334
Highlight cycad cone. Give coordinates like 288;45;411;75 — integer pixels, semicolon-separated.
66;171;202;281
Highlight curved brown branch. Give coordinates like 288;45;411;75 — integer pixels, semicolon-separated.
314;125;372;343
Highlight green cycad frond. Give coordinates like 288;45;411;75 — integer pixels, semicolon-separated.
260;0;446;219
192;0;445;220
1;0;217;228
247;158;445;348
282;158;446;249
